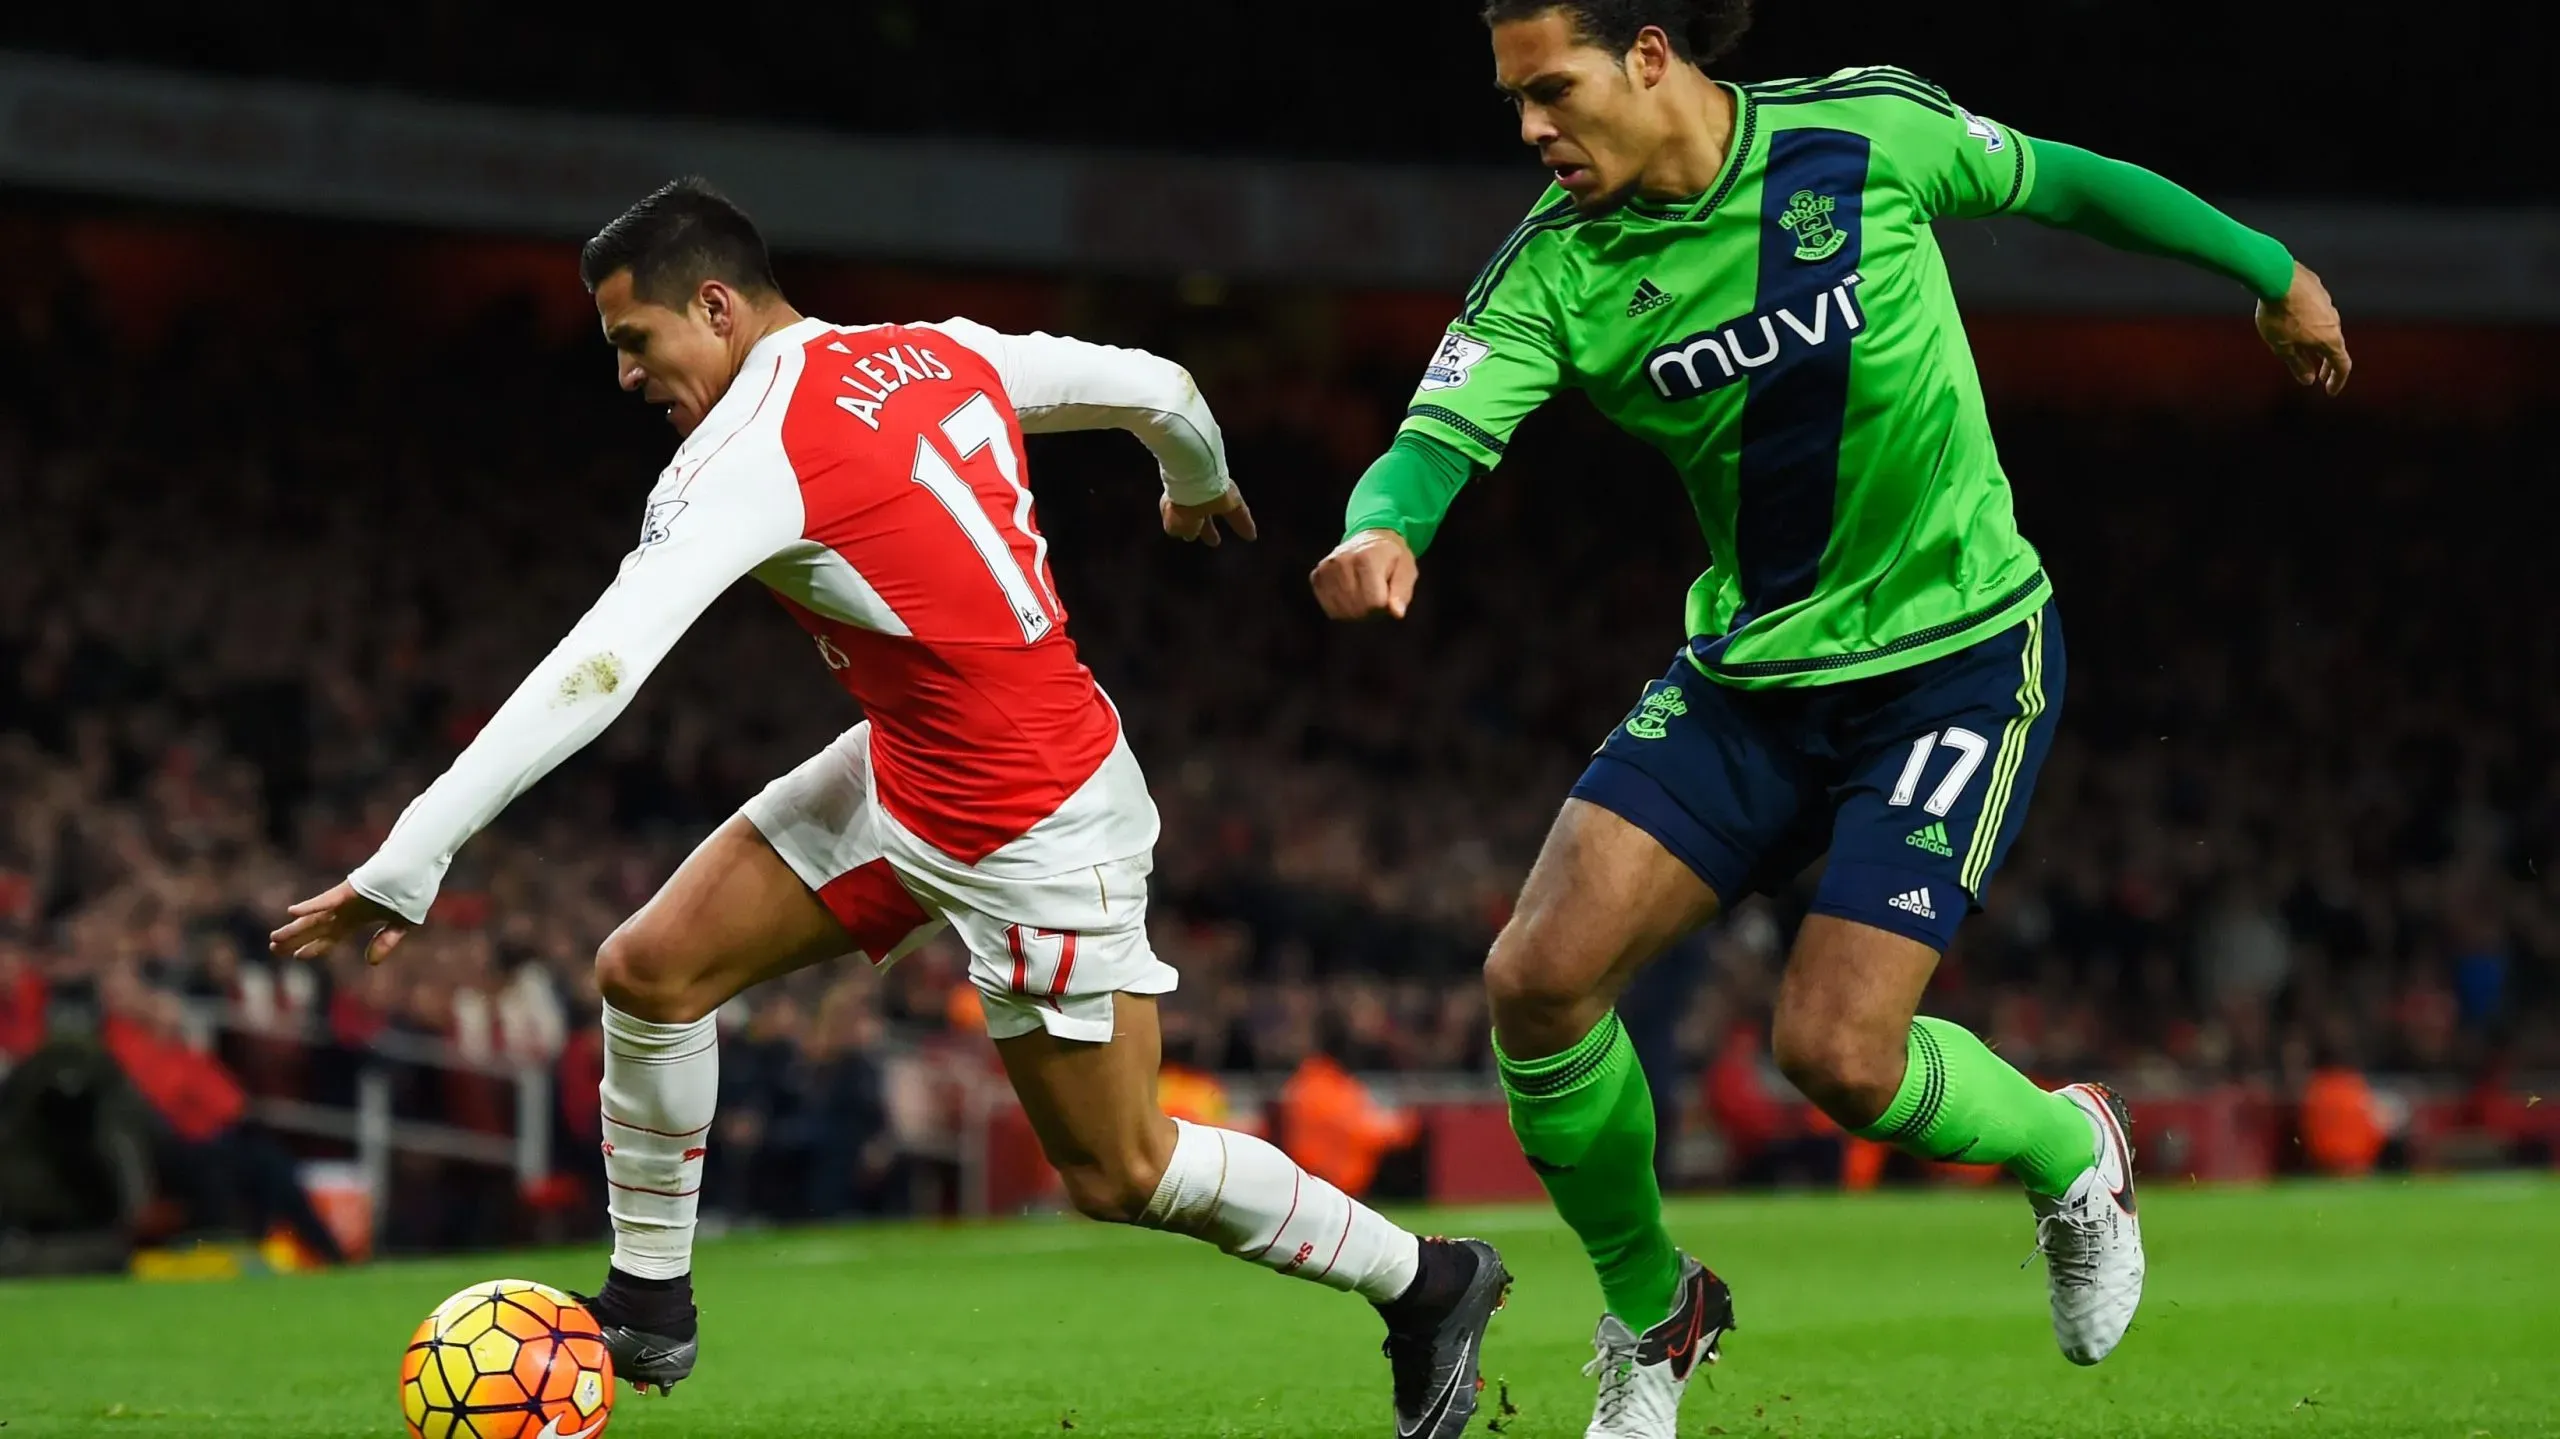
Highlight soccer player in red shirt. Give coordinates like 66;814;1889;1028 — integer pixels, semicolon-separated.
273;179;1506;1437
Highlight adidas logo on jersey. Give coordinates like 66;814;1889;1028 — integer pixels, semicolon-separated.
1627;278;1675;317
1887;888;1937;920
1905;821;1955;857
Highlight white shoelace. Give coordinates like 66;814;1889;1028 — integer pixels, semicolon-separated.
2026;1206;2106;1289
1583;1337;1641;1427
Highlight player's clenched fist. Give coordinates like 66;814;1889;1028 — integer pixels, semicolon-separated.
2255;261;2353;397
1310;527;1419;620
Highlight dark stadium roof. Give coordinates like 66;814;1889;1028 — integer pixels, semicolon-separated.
0;0;2530;204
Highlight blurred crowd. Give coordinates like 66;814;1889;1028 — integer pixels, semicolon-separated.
2;224;2555;1249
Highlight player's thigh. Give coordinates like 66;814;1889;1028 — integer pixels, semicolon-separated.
1490;799;1716;1026
1810;600;2066;953
601;723;943;1023
991;993;1176;1222
1490;656;1811;1045
596;815;855;1023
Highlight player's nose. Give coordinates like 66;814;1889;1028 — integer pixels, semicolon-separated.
618;360;646;392
1519;106;1559;148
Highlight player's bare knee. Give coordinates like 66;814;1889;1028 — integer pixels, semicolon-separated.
1056;1116;1175;1226
1484;922;1598;1045
1057;1155;1163;1226
594;927;710;1025
1771;1012;1903;1128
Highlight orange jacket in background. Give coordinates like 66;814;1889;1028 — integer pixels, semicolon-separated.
1157;1063;1234;1128
2300;1066;2385;1176
1277;1054;1418;1199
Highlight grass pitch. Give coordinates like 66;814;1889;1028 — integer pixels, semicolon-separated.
0;1176;2550;1437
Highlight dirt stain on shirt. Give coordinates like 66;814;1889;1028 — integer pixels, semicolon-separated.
555;653;625;705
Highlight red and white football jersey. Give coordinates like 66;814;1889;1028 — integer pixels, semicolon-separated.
350;315;1231;924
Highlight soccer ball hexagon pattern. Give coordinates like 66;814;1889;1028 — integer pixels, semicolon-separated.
401;1279;615;1439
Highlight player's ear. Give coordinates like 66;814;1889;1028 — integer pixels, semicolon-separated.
697;279;734;337
1630;25;1673;86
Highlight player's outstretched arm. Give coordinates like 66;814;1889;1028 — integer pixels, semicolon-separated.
270;470;798;963
2011;139;2350;394
928;318;1254;546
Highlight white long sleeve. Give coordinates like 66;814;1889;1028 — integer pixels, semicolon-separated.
925;318;1233;506
349;448;805;924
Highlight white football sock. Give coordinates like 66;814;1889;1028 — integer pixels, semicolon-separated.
599;1004;718;1280
1140;1118;1420;1304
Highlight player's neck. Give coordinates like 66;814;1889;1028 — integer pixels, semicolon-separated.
1632;72;1735;203
736;301;807;357
722;301;809;380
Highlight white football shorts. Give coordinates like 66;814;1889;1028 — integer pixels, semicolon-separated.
740;721;1174;1042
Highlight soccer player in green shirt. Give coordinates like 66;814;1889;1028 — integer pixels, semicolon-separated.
1310;3;2351;1433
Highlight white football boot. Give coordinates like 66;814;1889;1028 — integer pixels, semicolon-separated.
1582;1253;1734;1438
2029;1081;2147;1364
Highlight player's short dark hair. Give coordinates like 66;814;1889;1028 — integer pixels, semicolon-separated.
579;176;781;306
1481;0;1753;67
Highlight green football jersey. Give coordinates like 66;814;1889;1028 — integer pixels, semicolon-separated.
1401;66;2049;687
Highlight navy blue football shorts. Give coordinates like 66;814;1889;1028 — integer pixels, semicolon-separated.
1569;601;2064;952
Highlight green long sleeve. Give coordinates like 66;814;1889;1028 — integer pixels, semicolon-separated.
2013;138;2296;301
1340;429;1480;555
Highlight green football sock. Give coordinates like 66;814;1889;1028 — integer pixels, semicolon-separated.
1854;1015;2097;1197
1497;1012;1681;1330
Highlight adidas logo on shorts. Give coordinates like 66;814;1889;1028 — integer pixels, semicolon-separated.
1887;888;1937;920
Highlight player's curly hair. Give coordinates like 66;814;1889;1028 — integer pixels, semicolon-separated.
1480;0;1754;67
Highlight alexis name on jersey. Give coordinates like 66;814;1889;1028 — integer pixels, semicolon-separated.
833;340;957;430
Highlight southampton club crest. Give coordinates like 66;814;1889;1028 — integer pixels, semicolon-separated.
1624;684;1688;740
1778;190;1846;262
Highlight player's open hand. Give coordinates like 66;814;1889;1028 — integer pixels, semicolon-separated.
270;880;413;966
1310;527;1419;620
1161;483;1258;548
2257;262;2351;396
